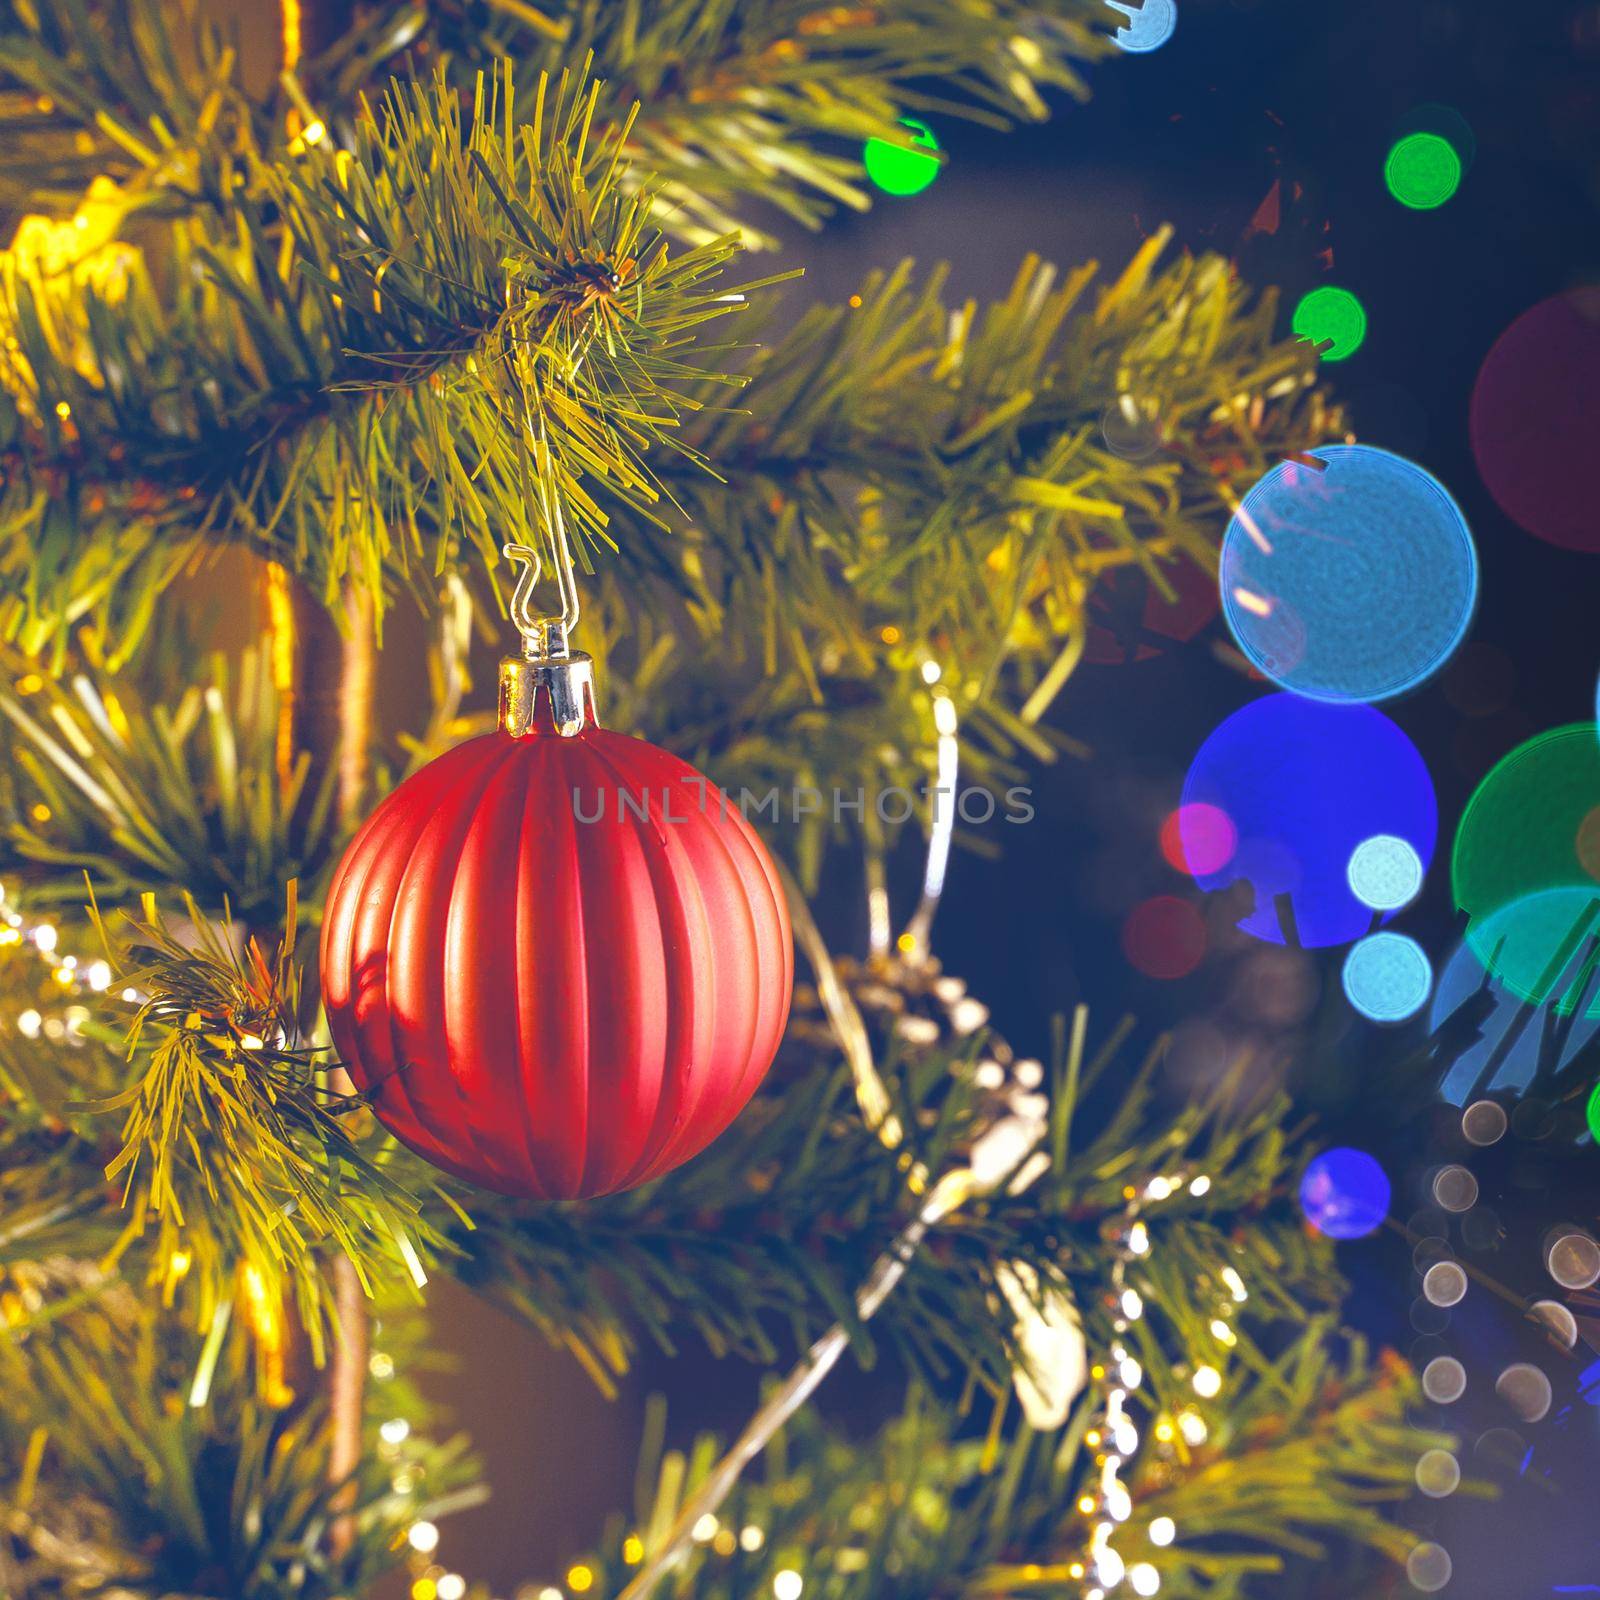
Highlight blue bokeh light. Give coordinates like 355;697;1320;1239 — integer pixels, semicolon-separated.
1181;694;1438;948
1342;931;1434;1022
1347;834;1425;912
1220;445;1478;703
1299;1148;1391;1240
1105;0;1177;52
1433;888;1600;1106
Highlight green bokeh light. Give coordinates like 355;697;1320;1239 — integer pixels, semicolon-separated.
863;118;942;196
1588;1078;1600;1143
1385;132;1463;210
1453;723;1600;995
1292;286;1368;361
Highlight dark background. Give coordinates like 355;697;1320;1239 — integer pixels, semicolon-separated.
409;1;1600;1594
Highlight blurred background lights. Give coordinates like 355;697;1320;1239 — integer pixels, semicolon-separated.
1385;132;1463;208
1528;1300;1578;1350
1086;557;1218;666
1471;287;1600;551
862;118;942;195
1100;395;1162;460
1121;895;1206;979
1291;285;1367;361
1495;1362;1552;1422
1181;694;1437;948
1546;1231;1600;1290
1105;0;1177;53
1589;1079;1600;1142
1414;1448;1460;1498
1342;932;1433;1022
1407;1542;1453;1593
1421;1356;1466;1404
1431;894;1600;1106
1461;1099;1508;1146
1298;1148;1390;1239
1348;834;1425;911
1431;1165;1478;1212
1160;802;1237;876
1453;725;1600;996
1219;446;1477;703
1422;1260;1468;1307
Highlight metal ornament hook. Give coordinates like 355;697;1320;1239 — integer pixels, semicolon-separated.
499;538;597;738
504;539;580;661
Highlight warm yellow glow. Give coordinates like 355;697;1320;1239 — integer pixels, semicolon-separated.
1078;1495;1097;1514
566;1564;595;1593
29;803;50;824
281;0;303;67
410;1581;437;1600
1192;1365;1222;1398
622;1535;644;1564
880;624;902;644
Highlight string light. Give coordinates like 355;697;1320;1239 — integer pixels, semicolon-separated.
566;1564;594;1593
773;1569;804;1600
1130;1561;1162;1595
1149;1517;1176;1547
1192;1365;1222;1398
739;1526;765;1552
408;1523;441;1554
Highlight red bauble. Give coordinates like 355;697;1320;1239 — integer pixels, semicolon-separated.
320;714;792;1200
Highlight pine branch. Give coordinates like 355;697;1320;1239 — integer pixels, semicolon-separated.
0;2;1118;245
0;1272;481;1600
451;1015;1346;1409
72;889;455;1360
0;642;339;921
0;59;772;652
421;0;1120;245
546;243;1342;879
488;1340;1451;1600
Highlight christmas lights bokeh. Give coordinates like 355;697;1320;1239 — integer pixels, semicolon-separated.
1180;694;1437;948
1219;446;1477;704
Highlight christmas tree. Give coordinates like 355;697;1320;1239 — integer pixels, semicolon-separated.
0;4;1430;1597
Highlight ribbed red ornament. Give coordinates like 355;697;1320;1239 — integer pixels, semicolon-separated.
320;725;792;1200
